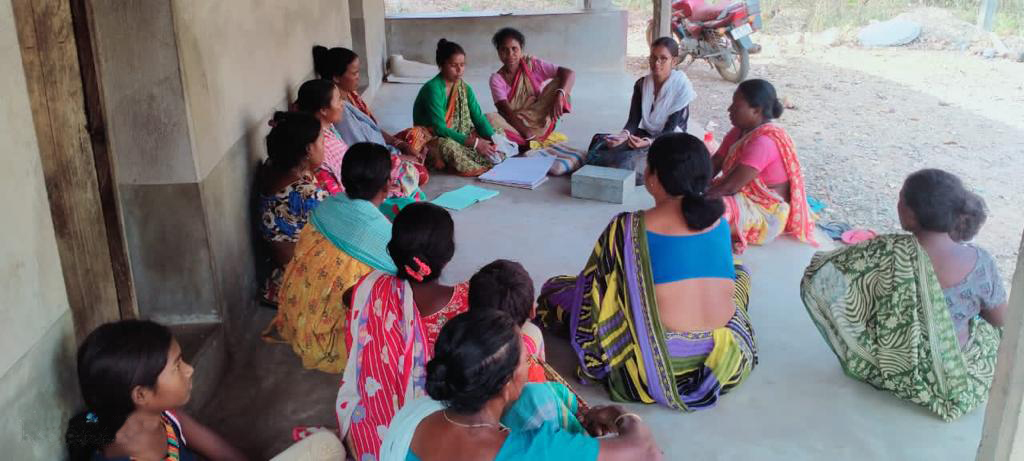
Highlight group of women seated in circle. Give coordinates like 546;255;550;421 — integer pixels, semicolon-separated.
65;26;1009;461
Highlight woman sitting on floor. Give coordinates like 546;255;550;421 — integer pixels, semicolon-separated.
538;133;757;411
468;259;548;381
336;201;470;461
802;168;1006;421
587;37;695;184
411;39;501;176
312;45;429;205
380;311;663;461
486;27;575;148
293;79;348;195
256;111;328;306
266;143;399;373
707;78;816;253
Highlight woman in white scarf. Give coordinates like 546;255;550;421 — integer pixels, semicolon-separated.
587;37;696;184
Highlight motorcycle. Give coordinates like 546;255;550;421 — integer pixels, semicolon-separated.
646;0;763;83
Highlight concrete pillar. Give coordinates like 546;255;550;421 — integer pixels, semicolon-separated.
651;0;671;43
978;232;1024;460
89;0;221;325
349;0;387;99
977;0;998;32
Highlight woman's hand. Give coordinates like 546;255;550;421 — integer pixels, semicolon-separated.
581;405;625;437
605;131;630;148
474;138;497;157
552;91;568;118
398;154;421;165
398;141;424;162
626;135;652;149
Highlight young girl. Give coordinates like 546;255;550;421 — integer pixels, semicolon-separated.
66;320;343;460
65;320;247;461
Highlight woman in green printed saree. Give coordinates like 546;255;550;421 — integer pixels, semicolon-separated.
410;39;501;177
802;169;1007;421
537;133;757;411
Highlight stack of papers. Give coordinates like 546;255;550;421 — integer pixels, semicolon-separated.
430;185;500;211
478;156;554;190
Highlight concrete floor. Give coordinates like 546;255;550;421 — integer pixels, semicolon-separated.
201;73;988;460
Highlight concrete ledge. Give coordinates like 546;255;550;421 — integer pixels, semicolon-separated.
385;9;628;72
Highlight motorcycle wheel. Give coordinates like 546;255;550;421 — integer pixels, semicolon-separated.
712;37;749;83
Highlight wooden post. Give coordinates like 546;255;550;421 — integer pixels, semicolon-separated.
977;0;998;32
69;0;137;321
11;0;125;340
978;232;1024;460
652;0;671;43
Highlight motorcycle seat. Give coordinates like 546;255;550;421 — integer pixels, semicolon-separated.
675;0;704;18
690;3;728;21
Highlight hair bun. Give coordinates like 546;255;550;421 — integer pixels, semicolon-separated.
425;359;454;401
772;99;785;119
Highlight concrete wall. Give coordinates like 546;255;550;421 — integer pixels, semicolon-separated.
385;10;628;73
0;0;78;457
90;0;354;330
350;0;387;98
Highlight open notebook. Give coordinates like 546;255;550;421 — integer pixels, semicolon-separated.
478;156;554;190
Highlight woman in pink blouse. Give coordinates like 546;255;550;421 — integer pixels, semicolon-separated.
486;27;575;147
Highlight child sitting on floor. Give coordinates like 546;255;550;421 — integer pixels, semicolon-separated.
65;320;341;461
468;259;547;381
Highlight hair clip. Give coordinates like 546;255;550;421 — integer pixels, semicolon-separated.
86;412;98;424
404;257;433;282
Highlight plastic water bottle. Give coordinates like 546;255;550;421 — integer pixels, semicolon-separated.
703;120;720;154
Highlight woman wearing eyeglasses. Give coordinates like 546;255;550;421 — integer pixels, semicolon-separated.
585;37;696;185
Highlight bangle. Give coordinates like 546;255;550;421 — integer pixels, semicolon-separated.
473;138;479;149
614;413;642;427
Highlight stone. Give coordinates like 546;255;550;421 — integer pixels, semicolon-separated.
858;19;922;47
571;165;635;204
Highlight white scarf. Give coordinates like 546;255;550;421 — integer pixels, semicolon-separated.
379;397;444;461
639;70;696;136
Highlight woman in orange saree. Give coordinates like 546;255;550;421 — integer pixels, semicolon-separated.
708;79;816;254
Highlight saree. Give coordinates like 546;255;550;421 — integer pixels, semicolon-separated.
337;271;431;461
265;194;396;373
410;75;500;177
717;123;816;254
486;57;570;146
537;212;757;411
380;383;597;461
335;98;430;205
801;234;1001;421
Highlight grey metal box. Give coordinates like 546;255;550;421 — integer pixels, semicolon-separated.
571;165;634;204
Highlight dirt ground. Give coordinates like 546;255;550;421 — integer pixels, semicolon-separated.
626;20;1024;283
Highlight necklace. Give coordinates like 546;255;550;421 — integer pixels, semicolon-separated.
442;411;509;432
